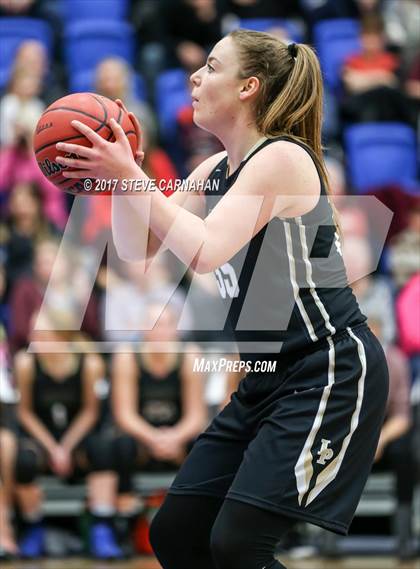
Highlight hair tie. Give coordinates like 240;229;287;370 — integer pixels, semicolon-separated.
287;42;298;60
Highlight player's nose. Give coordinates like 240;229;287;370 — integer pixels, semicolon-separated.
190;68;202;87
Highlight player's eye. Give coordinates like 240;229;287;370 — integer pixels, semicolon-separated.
207;63;215;73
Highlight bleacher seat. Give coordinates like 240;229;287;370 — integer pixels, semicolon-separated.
344;123;418;192
40;473;176;516
69;68;146;101
238;18;304;42
155;68;190;141
313;19;361;90
60;0;130;21
64;20;135;76
0;17;53;90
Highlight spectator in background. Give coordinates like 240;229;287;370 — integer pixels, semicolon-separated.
404;52;420;134
111;300;206;535
340;13;413;125
9;239;100;353
0;67;44;146
0;0;37;16
103;253;192;344
396;273;420;360
0;324;19;559
95;57;153;125
14;311;122;559
389;199;420;289
383;0;420;72
162;0;223;72
369;317;416;560
343;236;396;344
0;105;67;229
12;40;48;90
405;51;420;99
300;0;380;28
0;182;60;298
12;40;64;106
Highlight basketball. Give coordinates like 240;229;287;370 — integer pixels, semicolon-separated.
33;92;138;195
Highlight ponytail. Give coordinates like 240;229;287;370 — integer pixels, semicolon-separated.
229;29;339;229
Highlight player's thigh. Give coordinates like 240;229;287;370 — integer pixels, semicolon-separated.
168;398;254;499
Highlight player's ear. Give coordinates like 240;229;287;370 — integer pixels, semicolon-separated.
239;76;260;101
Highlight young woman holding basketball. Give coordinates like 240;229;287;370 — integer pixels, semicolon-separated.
56;30;389;569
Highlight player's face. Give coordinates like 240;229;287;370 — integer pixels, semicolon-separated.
189;36;245;134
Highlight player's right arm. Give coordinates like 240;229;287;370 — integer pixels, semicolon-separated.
111;150;226;263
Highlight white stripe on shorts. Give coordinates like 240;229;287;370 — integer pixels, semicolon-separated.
305;326;367;506
294;336;336;506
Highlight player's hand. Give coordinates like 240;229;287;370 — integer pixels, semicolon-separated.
55;118;139;181
115;99;144;167
147;429;186;461
49;445;73;477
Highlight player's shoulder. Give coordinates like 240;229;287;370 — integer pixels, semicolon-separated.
236;138;321;217
243;138;318;187
251;138;313;168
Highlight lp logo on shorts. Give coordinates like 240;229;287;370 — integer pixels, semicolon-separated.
214;262;239;299
317;439;334;465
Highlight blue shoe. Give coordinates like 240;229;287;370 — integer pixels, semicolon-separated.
19;522;45;559
89;522;123;559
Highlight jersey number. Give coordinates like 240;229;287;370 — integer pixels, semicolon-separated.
214;263;240;299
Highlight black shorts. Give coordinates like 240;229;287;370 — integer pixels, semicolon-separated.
168;323;389;535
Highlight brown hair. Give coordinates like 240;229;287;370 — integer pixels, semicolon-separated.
229;29;332;195
361;13;384;35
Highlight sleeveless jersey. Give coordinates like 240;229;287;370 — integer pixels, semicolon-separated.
32;355;83;439
138;353;183;428
204;136;366;363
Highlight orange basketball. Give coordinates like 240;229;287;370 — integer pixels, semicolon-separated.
33;92;138;195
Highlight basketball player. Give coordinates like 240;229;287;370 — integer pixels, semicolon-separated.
56;30;389;569
14;312;123;559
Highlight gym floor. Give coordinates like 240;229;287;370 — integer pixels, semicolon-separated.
2;557;420;569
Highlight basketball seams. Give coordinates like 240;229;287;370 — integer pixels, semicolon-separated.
34;93;138;194
90;93;108;124
39;106;104;123
35;94;108;154
93;93;118;142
